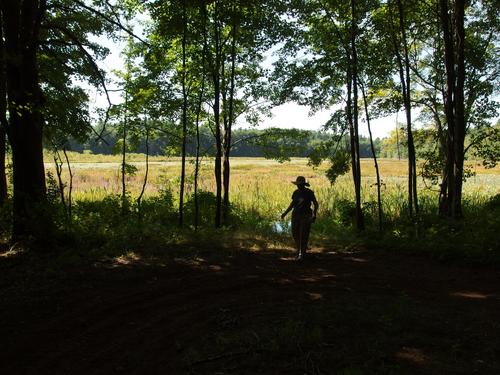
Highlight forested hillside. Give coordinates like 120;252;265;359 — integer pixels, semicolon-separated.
66;126;383;158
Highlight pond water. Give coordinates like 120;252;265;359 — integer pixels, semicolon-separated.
271;220;291;234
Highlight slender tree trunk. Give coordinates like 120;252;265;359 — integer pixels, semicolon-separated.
137;125;149;224
433;95;449;215
194;3;208;231
397;0;418;215
2;0;51;241
53;150;66;211
0;128;7;203
222;19;237;225
361;82;383;232
194;88;204;231
213;2;222;228
350;0;364;230
0;18;8;204
394;0;418;216
452;0;465;218
121;98;127;214
439;0;458;218
439;0;467;219
395;117;401;160
63;147;73;225
179;0;187;227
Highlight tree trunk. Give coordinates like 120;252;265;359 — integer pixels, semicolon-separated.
361;82;383;232
396;0;418;217
194;2;208;231
0;128;7;204
439;0;454;216
63;147;73;225
194;84;204;230
2;0;51;241
439;0;466;219
53;150;66;211
213;2;222;228
137;126;149;226
0;16;8;204
350;0;364;230
451;0;465;218
121;97;127;214
179;0;187;227
222;19;237;225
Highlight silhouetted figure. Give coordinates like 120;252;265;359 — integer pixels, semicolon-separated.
281;176;318;260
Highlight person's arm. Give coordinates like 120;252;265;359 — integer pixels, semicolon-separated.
281;201;294;219
312;193;319;220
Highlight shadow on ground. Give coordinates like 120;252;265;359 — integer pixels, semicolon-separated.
1;240;500;374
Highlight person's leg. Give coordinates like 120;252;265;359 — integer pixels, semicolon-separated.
296;215;308;259
301;215;312;256
291;216;301;256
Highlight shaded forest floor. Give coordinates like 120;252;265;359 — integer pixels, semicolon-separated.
1;239;500;374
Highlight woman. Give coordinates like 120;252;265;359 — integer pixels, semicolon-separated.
281;176;318;260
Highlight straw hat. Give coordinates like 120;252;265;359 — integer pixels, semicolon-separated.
291;176;310;186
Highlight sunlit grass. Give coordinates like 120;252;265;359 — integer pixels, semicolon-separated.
42;155;500;223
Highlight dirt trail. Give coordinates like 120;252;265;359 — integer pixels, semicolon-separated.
1;246;499;374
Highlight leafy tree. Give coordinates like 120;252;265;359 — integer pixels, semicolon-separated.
272;0;369;229
1;0;51;240
0;0;146;241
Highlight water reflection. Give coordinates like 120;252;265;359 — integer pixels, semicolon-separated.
271;220;291;234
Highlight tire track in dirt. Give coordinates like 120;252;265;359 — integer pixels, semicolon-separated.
2;248;500;374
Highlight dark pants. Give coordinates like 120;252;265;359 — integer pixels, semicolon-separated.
292;212;312;256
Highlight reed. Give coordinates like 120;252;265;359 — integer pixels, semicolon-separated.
43;155;499;222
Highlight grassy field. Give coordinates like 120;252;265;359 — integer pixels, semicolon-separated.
44;152;500;222
2;155;499;375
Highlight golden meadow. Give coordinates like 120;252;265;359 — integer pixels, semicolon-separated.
44;152;500;221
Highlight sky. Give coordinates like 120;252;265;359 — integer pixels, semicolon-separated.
88;24;398;140
241;102;398;139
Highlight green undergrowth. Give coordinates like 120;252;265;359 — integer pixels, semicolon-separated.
0;190;499;266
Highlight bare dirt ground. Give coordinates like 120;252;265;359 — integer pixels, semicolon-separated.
1;243;500;374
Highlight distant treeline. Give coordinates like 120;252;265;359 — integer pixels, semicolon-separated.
67;126;384;158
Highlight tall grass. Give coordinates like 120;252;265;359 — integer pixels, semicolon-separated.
44;156;499;218
33;155;500;261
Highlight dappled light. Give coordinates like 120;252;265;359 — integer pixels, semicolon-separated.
2;243;500;374
305;292;323;301
343;256;371;263
208;264;223;272
395;347;431;366
0;249;20;258
113;251;142;266
275;277;293;285
451;291;496;300
1;0;499;373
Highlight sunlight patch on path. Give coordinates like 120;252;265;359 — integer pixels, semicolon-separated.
305;292;323;300
395;347;431;365
450;291;497;300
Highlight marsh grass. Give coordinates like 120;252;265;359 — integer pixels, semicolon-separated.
14;155;498;261
42;156;499;215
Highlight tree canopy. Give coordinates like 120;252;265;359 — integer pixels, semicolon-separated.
0;0;498;240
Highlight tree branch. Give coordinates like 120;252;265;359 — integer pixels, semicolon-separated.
71;0;150;46
47;22;113;144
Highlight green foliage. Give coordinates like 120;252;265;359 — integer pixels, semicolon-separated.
325;150;351;185
45;171;60;207
333;198;357;227
254;128;312;162
40;0;115;148
0;200;12;238
471;125;500;168
183;191;217;227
